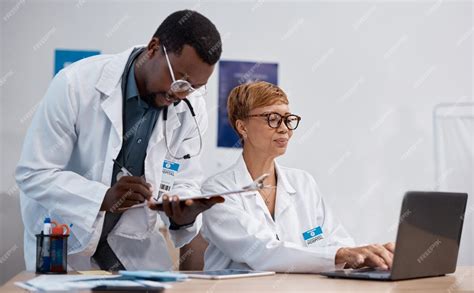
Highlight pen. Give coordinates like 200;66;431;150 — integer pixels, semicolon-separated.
112;159;133;176
67;223;73;235
112;160;151;211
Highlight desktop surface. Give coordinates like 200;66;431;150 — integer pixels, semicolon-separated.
1;267;473;292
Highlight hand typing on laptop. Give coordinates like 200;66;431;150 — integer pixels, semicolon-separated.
335;242;395;270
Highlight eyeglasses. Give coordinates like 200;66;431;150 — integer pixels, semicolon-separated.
162;45;207;98
246;112;301;130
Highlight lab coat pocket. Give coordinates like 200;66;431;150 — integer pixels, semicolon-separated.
113;206;157;240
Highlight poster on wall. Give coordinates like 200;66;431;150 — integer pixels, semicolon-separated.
54;49;101;75
218;60;278;148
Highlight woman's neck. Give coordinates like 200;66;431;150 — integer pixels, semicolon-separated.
242;148;277;185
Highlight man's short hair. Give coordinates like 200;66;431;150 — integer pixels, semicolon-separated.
154;10;222;65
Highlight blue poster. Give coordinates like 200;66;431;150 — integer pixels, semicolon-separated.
218;60;278;148
54;49;101;75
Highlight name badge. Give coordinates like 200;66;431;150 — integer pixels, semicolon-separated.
302;226;324;246
154;160;180;200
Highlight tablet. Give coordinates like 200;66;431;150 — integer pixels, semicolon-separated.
153;188;259;204
152;173;270;204
120;189;258;211
122;173;270;210
185;269;275;280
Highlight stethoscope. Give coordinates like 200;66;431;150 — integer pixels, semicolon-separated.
121;47;203;162
162;99;203;160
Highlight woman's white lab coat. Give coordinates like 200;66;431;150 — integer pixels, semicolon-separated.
201;155;355;273
15;46;207;271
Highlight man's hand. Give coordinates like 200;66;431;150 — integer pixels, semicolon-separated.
148;195;224;226
101;176;153;212
335;242;395;270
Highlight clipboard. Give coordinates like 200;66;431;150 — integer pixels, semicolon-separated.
121;173;270;210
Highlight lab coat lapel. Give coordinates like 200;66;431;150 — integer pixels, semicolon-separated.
147;103;182;154
274;161;297;222
232;155;256;192
233;155;274;222
95;46;143;151
99;87;123;146
97;87;123;184
95;47;134;183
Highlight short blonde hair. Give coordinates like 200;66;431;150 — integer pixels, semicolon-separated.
227;81;289;138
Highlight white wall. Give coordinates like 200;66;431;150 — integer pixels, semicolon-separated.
1;0;472;284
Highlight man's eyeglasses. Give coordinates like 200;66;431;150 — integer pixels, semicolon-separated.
246;112;302;130
162;45;207;97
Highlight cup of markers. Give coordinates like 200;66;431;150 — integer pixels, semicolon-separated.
35;218;71;274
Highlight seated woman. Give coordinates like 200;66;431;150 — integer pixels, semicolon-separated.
200;81;394;273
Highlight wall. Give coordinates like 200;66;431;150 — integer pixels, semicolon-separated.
1;0;472;284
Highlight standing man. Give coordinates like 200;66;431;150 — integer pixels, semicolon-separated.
16;10;223;271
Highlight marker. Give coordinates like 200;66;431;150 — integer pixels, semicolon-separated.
67;223;73;235
42;217;52;271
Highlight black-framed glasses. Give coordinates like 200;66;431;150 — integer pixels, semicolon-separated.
246;112;302;130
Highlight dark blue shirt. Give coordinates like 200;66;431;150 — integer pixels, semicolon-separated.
111;57;160;183
94;51;161;270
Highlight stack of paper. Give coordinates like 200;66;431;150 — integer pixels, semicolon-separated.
119;270;188;282
14;271;187;291
15;275;118;291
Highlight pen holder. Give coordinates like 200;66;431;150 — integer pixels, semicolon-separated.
35;234;68;274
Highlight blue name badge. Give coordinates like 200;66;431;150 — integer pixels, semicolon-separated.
302;226;324;246
154;160;180;200
163;160;180;172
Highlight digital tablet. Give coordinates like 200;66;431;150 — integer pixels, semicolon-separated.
185;269;275;280
122;173;270;210
152;188;259;204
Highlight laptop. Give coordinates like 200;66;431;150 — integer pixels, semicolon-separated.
185;269;275;280
320;191;468;281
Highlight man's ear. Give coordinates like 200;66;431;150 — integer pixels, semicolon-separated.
235;119;247;139
147;37;161;58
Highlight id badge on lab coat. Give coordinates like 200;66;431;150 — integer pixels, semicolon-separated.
154;160;180;200
115;160;180;239
302;226;325;247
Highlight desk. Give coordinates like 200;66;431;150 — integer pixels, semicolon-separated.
1;267;473;292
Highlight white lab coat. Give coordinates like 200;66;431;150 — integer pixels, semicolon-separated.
15;46;207;271
201;155;355;273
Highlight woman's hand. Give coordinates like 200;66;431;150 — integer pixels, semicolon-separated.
335;242;395;270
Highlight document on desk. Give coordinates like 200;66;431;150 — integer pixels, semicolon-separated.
119;270;188;282
15;274;170;291
15;274;115;291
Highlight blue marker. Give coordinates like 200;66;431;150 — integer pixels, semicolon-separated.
42;217;52;271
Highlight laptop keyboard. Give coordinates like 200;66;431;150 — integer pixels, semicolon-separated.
351;268;391;278
352;268;390;274
321;267;391;280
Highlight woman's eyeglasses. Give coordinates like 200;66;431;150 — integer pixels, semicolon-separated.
246;112;301;130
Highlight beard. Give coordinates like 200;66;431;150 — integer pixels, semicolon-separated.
141;91;180;109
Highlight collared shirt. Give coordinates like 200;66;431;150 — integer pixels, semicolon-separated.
111;56;161;184
94;52;161;270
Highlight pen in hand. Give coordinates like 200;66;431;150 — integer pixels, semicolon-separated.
100;159;153;212
112;159;134;177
